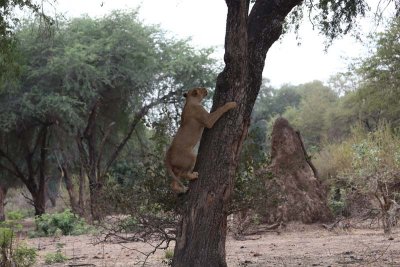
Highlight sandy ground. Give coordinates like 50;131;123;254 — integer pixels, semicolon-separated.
24;223;400;267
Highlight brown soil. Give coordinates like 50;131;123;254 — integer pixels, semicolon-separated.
25;223;400;267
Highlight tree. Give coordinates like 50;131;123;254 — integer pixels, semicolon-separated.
0;0;52;85
172;0;395;266
351;17;400;130
282;81;338;149
0;11;218;218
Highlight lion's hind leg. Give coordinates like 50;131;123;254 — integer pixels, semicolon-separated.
181;171;198;180
171;178;188;194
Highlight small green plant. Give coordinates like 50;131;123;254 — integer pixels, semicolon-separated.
0;227;14;264
44;243;68;265
44;251;68;264
34;209;93;237
118;215;139;232
162;249;174;266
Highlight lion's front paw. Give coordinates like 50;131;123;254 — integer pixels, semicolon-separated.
226;102;237;110
189;172;199;180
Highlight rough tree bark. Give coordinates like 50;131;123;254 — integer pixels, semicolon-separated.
172;0;302;266
0;184;7;221
61;164;83;216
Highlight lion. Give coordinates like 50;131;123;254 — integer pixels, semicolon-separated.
165;87;237;193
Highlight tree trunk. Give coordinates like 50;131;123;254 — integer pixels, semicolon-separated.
383;210;392;234
78;166;86;215
62;165;83;216
0;185;7;222
172;0;302;266
88;181;103;221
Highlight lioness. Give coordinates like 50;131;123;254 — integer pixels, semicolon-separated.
165;87;237;193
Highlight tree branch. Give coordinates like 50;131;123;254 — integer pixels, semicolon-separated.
0;148;27;182
102;90;180;177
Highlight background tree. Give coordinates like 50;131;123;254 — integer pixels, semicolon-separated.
0;10;218;219
282;81;338;149
351;17;400;130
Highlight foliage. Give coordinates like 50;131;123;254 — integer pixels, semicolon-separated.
12;244;37;267
44;251;68;264
252;80;302;123
0;220;23;233
162;249;174;266
0;0;52;85
232;123;270;215
315;122;400;232
5;210;25;221
327;187;348;216
282;81;338;149
33;210;92;237
340;123;400;195
0;10;218;219
0;227;37;266
350;17;400;130
0;227;13;247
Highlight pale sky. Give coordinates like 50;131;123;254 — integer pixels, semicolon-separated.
52;0;376;87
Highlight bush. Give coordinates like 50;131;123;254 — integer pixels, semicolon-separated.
0;227;13;247
34;209;93;237
13;244;37;267
118;215;139;233
6;210;26;221
0;228;37;267
44;251;68;264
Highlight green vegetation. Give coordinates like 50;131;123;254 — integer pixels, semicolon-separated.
316;123;400;233
33;210;93;237
0;3;399;265
44;251;68;264
0;227;37;266
162;249;174;266
6;210;26;221
0;9;217;219
12;244;37;267
44;242;68;264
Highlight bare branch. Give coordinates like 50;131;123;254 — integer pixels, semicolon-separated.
0;148;27;182
102;90;180;177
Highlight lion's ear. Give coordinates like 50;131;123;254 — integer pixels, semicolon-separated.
183;92;188;98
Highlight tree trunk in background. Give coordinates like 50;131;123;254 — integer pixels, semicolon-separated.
62;165;83;216
78;166;86;216
0;185;7;221
172;0;302;266
25;126;48;216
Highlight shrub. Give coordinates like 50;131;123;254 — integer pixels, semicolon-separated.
13;244;37;267
118;215;139;233
34;209;93;237
162;249;174;266
0;228;37;267
44;251;68;264
6;210;26;221
0;227;13;247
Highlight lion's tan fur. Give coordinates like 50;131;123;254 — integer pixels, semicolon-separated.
165;87;237;193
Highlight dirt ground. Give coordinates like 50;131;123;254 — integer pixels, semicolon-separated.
24;223;400;267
